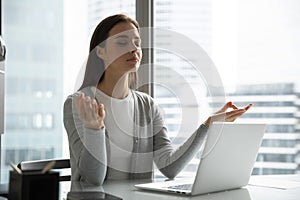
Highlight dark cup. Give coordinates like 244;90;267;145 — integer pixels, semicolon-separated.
8;170;59;200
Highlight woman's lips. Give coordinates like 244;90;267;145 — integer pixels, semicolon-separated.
127;57;139;62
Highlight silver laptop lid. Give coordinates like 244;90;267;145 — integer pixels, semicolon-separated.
192;122;265;195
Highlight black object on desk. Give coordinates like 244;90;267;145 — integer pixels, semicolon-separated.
8;170;59;200
67;191;122;200
18;159;71;181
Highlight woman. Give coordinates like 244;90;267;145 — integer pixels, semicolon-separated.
63;14;252;185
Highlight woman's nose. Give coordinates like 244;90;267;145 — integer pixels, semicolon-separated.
130;41;140;53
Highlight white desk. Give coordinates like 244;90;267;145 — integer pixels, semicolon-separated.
60;175;300;200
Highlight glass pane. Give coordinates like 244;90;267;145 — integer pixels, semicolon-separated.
1;0;135;183
1;0;64;183
154;0;300;177
154;0;215;178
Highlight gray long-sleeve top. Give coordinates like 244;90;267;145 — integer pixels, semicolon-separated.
63;86;208;185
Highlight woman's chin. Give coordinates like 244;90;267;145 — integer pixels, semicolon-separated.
127;65;139;72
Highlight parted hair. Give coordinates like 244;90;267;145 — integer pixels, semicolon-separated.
79;14;140;91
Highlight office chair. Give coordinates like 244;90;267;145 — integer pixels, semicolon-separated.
17;158;71;181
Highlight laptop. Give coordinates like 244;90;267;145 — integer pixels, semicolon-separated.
135;122;266;196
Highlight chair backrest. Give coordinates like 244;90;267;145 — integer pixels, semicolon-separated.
17;158;71;181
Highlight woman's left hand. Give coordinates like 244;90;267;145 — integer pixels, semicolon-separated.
204;102;252;127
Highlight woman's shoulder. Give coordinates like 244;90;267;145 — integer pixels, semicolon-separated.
65;87;97;100
132;90;153;100
64;86;98;108
132;90;158;107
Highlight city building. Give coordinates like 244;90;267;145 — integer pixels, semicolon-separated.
2;0;299;183
1;0;64;182
86;1;300;177
210;83;300;175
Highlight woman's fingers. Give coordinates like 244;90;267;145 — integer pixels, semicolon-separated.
230;103;238;110
74;93;105;129
75;93;105;121
212;109;245;122
82;96;93;120
244;103;253;111
225;108;246;121
204;102;253;127
215;101;241;114
75;93;87;120
215;102;252;115
98;104;105;118
91;99;99;118
216;101;232;114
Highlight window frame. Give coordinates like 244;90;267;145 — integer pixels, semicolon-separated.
0;0;3;182
136;0;154;97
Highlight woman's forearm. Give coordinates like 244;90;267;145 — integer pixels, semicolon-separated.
78;128;107;185
154;124;208;179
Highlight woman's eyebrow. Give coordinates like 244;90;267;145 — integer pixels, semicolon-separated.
115;35;129;39
114;35;140;40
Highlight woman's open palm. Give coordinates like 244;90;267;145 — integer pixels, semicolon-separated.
204;102;252;127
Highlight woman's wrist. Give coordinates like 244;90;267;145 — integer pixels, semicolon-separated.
203;117;211;128
84;119;105;130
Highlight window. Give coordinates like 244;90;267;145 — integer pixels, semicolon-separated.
261;140;296;148
153;0;214;178
1;0;135;183
1;0;63;183
1;0;300;184
153;0;300;177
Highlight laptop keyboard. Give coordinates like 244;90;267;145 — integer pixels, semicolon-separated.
167;183;193;191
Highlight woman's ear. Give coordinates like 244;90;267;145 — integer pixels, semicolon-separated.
95;46;105;60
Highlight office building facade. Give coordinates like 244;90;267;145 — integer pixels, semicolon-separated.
85;0;300;177
2;0;298;182
226;83;300;175
1;0;64;182
209;83;300;175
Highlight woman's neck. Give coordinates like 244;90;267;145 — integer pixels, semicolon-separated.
97;74;129;99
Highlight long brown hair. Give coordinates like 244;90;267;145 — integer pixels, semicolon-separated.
79;14;140;91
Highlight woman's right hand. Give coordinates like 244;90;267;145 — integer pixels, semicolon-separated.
75;93;105;130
